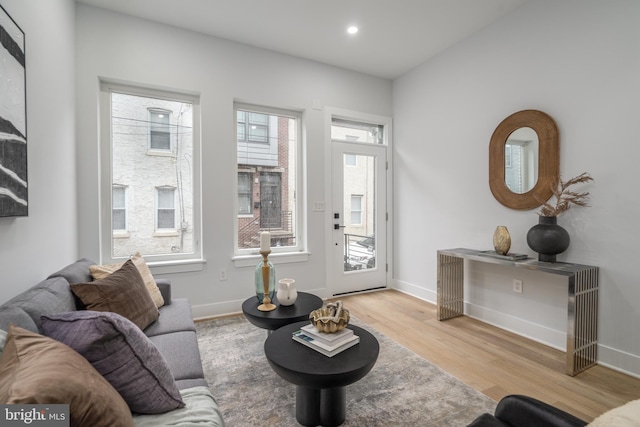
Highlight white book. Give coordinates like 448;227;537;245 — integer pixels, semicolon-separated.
300;324;354;346
292;332;360;357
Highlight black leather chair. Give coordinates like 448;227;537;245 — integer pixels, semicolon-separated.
468;395;587;427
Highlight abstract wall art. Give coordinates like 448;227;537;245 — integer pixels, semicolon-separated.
0;4;27;217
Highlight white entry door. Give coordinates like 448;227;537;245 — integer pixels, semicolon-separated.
331;141;387;295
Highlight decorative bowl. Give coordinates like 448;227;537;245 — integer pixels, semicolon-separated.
309;301;350;333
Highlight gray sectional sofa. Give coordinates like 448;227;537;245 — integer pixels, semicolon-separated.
0;258;224;426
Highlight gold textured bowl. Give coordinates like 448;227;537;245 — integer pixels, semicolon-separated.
309;302;350;333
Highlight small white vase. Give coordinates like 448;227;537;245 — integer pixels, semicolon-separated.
277;278;297;306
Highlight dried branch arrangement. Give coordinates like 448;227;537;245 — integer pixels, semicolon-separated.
539;172;594;217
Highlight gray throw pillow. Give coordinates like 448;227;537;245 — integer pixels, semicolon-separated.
41;310;184;414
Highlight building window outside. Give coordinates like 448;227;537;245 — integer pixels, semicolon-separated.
149;109;171;150
238;172;252;215
112;186;127;231
345;153;357;166
351;195;363;225
157;187;176;229
237;111;269;143
236;103;301;253
100;82;200;263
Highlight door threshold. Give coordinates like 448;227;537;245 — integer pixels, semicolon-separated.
333;286;387;297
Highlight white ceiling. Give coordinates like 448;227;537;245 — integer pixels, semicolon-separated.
76;0;528;80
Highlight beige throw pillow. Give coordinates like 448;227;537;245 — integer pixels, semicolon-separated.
90;252;164;307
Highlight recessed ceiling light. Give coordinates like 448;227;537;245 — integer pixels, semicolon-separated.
347;26;359;35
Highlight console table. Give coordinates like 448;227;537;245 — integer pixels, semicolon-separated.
437;248;599;376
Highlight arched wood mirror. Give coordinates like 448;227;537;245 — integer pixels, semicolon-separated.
489;110;559;210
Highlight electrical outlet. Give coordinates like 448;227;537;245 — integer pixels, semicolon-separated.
513;279;523;293
219;269;227;281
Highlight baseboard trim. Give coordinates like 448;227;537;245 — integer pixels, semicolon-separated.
392;279;436;303
597;344;640;378
191;287;331;320
464;302;566;351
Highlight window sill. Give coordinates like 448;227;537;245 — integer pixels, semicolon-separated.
232;251;310;268
147;258;206;275
146;149;175;157
152;231;179;237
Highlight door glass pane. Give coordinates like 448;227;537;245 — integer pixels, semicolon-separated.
343;154;376;272
331;119;384;144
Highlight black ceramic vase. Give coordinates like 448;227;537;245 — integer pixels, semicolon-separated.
526;216;570;262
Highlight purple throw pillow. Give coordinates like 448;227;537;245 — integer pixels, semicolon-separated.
41;310;184;414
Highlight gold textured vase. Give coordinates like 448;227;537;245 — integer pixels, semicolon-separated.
493;225;511;255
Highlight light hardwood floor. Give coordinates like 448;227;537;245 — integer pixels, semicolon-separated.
328;289;640;422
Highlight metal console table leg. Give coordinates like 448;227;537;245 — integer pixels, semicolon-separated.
437;253;464;320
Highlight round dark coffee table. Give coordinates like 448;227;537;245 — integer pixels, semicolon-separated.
264;321;379;426
242;292;323;331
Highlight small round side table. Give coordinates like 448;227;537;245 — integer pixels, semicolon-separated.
241;291;323;332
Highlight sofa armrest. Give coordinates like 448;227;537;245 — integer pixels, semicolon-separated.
156;279;172;305
494;395;587;427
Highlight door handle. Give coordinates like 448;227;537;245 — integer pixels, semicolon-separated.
334;224;346;230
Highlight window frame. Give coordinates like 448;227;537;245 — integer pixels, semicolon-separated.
233;102;305;258
99;81;202;266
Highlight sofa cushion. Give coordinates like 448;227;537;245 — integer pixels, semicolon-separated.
144;298;196;337
0;305;38;333
41;311;185;415
48;258;96;284
90;253;164;308
71;259;159;330
148;331;205;387
0;276;77;333
0;325;133;427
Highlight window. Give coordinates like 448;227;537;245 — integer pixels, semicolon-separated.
350;195;363;225
345;154;357;166
235;103;302;253
149;109;171;150
100;82;201;263
157;187;176;229
238;172;252;215
331;118;384;144
112;186;127;231
237;111;269;143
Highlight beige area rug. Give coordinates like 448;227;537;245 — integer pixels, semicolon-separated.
196;315;496;426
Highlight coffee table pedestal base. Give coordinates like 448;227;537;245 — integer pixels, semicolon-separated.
296;386;346;427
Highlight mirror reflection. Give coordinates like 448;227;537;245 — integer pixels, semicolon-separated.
504;127;538;194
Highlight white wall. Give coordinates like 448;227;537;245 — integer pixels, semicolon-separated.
75;6;392;316
0;0;77;303
393;0;640;376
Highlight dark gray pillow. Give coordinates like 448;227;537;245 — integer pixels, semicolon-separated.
70;259;159;330
41;310;184;414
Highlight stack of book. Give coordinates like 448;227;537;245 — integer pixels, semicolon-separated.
292;324;360;357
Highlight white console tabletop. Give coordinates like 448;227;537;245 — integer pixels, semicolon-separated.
437;248;599;376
